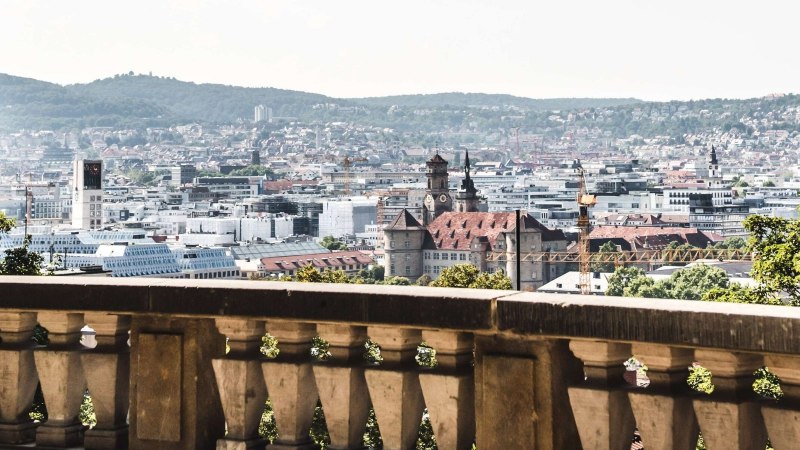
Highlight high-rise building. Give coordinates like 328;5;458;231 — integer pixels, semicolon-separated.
72;159;104;229
254;105;273;123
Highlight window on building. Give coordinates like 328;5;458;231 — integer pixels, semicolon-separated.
459;253;466;261
405;266;410;275
390;264;395;273
450;253;457;260
433;253;440;260
404;241;409;248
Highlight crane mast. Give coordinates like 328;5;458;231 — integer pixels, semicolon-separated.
576;166;597;295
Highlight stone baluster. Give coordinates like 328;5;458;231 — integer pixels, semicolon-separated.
627;343;697;450
692;349;767;449
418;330;474;450
567;340;635;450
312;324;370;450
0;312;39;445
261;321;318;450
81;313;131;450
363;327;424;450
212;318;267;450
761;354;800;447
34;312;86;448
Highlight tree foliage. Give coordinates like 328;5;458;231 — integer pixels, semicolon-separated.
592;241;619;272
744;215;800;302
320;235;347;251
606;264;728;300
430;264;511;290
229;165;275;178
606;267;646;297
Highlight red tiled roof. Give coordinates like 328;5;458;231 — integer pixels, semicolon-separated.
589;226;712;249
424;212;565;251
260;250;374;273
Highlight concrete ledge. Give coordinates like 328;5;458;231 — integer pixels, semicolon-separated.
0;277;499;331
496;292;800;354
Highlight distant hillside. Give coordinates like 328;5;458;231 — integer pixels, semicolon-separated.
0;73;168;130
2;72;798;139
351;92;639;110
67;74;339;123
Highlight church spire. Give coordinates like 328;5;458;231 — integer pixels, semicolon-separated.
709;145;718;165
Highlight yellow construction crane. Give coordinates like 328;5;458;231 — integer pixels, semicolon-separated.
577;166;597;295
487;248;752;267
343;156;368;195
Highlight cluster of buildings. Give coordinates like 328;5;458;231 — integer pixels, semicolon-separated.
1;96;800;289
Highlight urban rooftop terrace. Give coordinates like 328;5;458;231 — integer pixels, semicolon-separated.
0;277;799;449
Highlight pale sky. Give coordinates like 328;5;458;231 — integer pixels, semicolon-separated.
1;0;798;101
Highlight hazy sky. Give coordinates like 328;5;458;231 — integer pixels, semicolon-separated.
1;1;798;101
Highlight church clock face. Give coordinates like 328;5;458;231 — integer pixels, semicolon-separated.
439;194;448;203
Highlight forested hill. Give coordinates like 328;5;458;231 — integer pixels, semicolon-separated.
351;92;639;110
67;75;339;123
3;72;799;139
0;72;640;130
0;73;168;130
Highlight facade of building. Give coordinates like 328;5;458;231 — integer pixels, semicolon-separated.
385;154;566;290
72;159;104;229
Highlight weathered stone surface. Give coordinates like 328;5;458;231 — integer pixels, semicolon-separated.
761;405;800;449
480;355;535;448
693;399;767;449
0;350;37;423
365;369;424;450
33;312;86;448
498;292;800;354
0;277;497;331
627;344;697;450
313;365;370;449
0;313;38;446
419;372;473;450
135;334;182;442
129;317;225;450
262;361;317;447
628;394;697;450
568;387;635;450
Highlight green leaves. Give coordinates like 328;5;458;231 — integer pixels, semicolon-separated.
0;234;45;276
259;334;280;359
430;264;511;290
753;367;783;401
606;264;728;300
687;363;715;395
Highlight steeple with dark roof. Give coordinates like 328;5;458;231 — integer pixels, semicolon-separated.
455;150;479;212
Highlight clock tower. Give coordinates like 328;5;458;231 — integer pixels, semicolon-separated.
72;159;104;229
423;153;452;225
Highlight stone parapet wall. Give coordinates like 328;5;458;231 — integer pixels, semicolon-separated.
0;277;798;449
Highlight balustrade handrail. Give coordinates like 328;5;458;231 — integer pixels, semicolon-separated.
0;276;798;354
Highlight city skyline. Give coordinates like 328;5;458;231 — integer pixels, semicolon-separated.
2;0;799;102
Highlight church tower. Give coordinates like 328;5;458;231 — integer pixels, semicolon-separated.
706;145;723;188
454;150;479;212
423;153;452;224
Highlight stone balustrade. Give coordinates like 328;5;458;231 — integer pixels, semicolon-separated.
0;277;799;449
